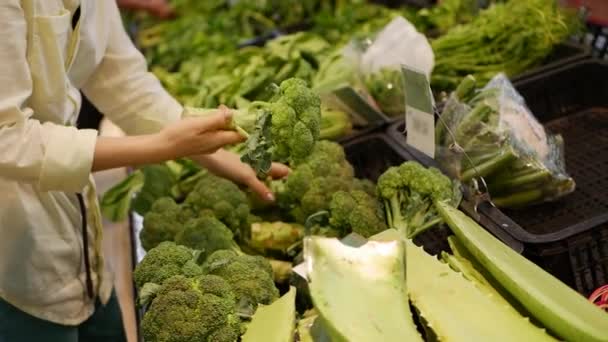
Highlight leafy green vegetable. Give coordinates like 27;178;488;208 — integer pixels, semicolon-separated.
241;286;296;342
306;236;423;342
406;239;557;341
436;74;575;208
436;201;608;342
364;67;405;117
99;171;144;222
431;0;581;91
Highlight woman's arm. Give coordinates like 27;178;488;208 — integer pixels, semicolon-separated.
92;112;244;172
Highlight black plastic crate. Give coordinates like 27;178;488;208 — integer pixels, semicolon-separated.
341;133;525;255
388;59;608;295
511;42;591;82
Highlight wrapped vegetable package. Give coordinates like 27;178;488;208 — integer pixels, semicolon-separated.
436;74;575;208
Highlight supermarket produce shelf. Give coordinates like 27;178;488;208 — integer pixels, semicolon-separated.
387;59;608;295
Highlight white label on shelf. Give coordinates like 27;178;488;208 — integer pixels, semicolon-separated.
402;65;435;158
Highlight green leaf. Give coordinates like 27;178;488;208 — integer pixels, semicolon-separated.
138;282;161;308
407;239;556;341
132;165;177;216
306;236;422;342
100;171;144;222
242;286;296;342
436;202;608;342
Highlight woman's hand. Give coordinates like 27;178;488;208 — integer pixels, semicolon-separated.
193;149;290;202
92;110;244;172
116;0;174;19
158;109;245;160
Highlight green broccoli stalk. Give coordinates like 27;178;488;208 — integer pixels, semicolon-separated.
377;161;461;239
141;275;241;342
187;77;322;177
133;241;202;290
202;250;279;314
247;221;305;256
174;214;243;262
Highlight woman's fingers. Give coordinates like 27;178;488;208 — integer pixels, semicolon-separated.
187;109;233;133
246;176;275;202
268;162;291;179
200;131;245;152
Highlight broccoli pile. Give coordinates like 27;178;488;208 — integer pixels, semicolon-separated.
271;140;373;225
202;250;279;312
141;275;241;342
140;198;193;251
182;172;251;238
174;214;242;261
139;171;251;252
136;243;280;341
327;190;387;238
133;241;202;289
377;161;462;239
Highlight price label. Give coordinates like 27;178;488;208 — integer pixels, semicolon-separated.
402;65;435;158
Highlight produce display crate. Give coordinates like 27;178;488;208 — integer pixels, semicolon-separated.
510;42;591;82
341;133;524;255
387;59;608;296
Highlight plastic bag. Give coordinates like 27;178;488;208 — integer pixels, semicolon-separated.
436;73;575;208
353;16;434;117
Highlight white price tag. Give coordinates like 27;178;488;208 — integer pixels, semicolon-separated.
406;107;435;158
402;65;435;158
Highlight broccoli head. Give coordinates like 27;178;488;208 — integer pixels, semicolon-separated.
271;141;359;223
328;190;387;238
377;161;461;238
133;241;202;290
238;78;322;177
140;197;192;251
202;250;279;312
183;173;251;239
174;213;242;263
141;275;241;342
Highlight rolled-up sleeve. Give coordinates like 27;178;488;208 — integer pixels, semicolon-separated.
81;0;183;136
0;1;97;193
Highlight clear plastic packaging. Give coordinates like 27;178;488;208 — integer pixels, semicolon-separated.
436;73;575;208
352;17;434;117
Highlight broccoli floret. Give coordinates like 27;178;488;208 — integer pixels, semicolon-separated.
140;197;192;251
187;78;321;178
237;78;322;177
133;241;201;290
377;161;461;238
174;213;242;262
183;173;251;239
141;275;241;342
202;250;279;311
270;141;359;223
328;190;387;238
